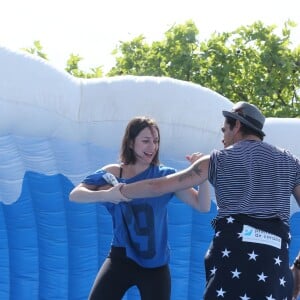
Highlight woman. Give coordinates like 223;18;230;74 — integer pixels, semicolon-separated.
69;116;210;300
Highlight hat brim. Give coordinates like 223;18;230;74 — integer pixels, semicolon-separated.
222;110;265;136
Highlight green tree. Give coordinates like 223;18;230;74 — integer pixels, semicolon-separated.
108;20;300;116
108;20;201;81
64;54;103;78
197;20;300;117
22;40;48;60
108;35;152;76
159;20;201;81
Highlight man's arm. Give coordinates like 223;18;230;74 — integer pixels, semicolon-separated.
120;155;210;199
69;183;129;204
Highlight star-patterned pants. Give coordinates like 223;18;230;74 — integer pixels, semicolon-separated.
203;214;293;300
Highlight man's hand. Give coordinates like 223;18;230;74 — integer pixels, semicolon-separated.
102;184;131;204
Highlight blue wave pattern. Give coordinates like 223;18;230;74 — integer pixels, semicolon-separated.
2;170;299;299
0;169;216;299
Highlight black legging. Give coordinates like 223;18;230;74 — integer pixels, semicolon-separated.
89;247;171;300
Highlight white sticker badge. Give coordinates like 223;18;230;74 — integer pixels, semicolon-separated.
241;225;282;249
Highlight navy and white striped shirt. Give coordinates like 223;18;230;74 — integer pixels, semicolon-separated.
208;139;300;224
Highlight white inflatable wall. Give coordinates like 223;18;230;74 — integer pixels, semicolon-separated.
0;45;299;300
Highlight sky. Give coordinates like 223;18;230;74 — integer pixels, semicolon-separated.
0;0;299;73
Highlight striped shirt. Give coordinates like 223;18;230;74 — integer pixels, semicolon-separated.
208;139;300;224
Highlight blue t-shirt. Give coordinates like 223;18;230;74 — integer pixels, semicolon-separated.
82;165;176;267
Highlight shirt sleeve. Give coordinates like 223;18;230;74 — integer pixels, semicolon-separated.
294;154;300;186
208;150;218;187
82;169;108;186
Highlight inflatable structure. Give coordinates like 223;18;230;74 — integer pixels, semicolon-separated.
0;45;299;299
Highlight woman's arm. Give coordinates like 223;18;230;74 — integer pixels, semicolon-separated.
174;152;211;212
69;164;129;204
175;180;211;212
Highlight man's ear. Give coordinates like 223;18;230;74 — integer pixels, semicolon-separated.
234;119;242;133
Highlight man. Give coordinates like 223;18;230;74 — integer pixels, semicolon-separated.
101;102;300;299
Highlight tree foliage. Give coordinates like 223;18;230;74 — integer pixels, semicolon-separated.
64;54;103;78
22;20;300;117
197;21;300;117
22;40;48;60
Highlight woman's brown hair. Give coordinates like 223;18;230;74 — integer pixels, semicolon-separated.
120;116;160;165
